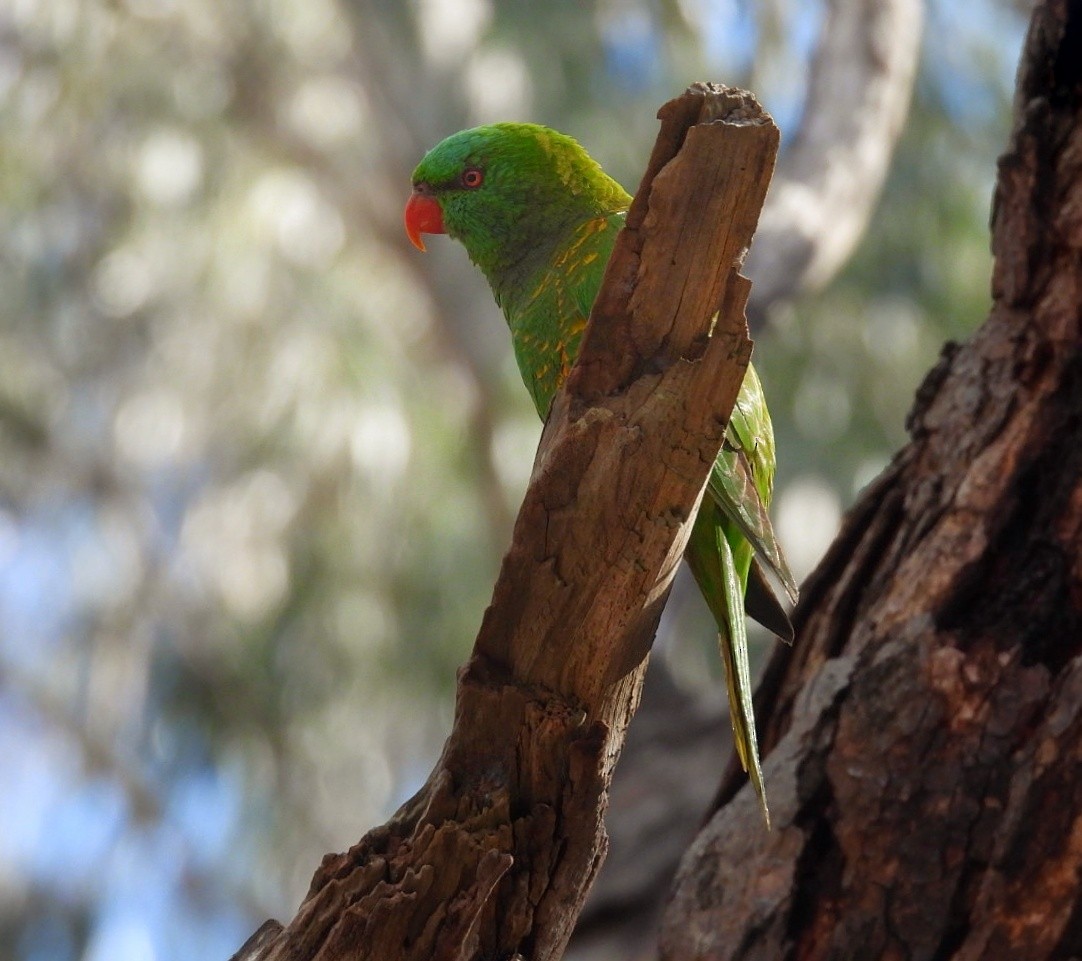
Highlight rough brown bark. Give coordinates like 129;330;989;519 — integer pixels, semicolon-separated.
230;84;779;961
660;3;1082;959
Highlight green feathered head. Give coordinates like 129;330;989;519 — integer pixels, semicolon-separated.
405;122;629;285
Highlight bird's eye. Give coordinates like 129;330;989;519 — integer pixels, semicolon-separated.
461;168;484;189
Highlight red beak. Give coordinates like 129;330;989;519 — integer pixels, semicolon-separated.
404;189;445;251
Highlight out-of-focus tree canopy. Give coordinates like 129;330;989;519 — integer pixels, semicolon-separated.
0;1;1025;959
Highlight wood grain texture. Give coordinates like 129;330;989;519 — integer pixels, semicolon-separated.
660;5;1082;959
232;83;780;961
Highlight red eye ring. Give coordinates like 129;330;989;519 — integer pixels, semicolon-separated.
461;168;484;189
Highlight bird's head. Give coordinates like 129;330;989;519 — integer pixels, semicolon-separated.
405;123;627;281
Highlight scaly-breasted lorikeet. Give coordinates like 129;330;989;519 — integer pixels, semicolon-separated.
405;122;797;824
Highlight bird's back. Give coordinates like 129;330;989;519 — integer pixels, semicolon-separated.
500;209;625;417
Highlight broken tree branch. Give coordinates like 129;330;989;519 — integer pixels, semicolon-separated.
231;83;779;961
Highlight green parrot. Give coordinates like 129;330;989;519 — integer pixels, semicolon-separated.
405;122;797;824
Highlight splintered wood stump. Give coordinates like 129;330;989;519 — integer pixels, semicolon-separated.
232;84;780;961
660;4;1082;960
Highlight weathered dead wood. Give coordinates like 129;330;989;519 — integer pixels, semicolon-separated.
660;4;1082;960
231;83;779;961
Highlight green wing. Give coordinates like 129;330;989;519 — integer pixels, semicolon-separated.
708;366;799;606
692;365;797;826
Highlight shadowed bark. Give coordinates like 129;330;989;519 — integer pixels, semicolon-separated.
230;84;780;961
660;3;1082;959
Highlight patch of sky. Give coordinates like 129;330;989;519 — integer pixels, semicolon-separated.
0;503;83;669
163;903;256;961
165;765;243;868
17;914;78;961
0;695;78;875
925;0;1027;128
762;0;823;140
84;909;162;961
691;0;756;75
599;3;665;93
31;776;129;901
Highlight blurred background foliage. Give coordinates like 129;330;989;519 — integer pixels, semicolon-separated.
0;0;1026;958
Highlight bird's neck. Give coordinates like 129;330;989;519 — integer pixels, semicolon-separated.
468;212;571;307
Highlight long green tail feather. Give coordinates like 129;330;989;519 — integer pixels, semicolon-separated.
687;507;771;826
715;525;769;828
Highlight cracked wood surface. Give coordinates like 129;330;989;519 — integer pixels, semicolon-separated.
231;83;779;961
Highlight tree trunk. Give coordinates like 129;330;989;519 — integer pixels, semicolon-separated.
230;85;780;961
660;3;1082;959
